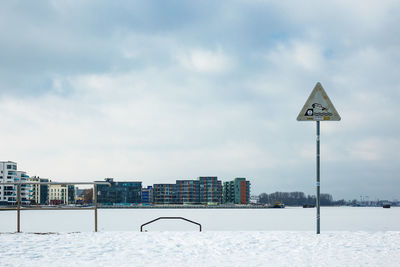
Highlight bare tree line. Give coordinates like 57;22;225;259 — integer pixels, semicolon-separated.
257;191;340;206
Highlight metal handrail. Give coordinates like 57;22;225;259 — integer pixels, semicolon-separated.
140;217;202;232
0;181;110;233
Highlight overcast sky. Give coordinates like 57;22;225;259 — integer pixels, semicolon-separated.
1;1;399;200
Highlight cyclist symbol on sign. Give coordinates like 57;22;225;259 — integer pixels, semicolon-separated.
312;103;327;111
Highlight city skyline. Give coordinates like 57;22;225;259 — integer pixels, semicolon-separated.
1;1;400;200
1;160;395;202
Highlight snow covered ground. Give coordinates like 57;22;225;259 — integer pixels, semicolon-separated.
1;207;400;266
1;231;400;266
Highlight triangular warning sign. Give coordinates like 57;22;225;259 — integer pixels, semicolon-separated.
297;82;341;121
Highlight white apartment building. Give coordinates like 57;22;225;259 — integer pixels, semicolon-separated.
49;184;74;205
0;161;18;204
0;161;33;205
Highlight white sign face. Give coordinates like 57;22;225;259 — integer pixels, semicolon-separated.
297;82;341;121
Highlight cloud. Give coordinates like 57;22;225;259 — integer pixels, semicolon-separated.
349;138;383;161
1;0;400;200
266;41;324;72
177;47;234;73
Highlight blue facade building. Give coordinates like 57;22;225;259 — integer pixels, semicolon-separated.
153;184;176;204
97;178;142;205
141;186;153;204
176;180;200;204
198;176;222;204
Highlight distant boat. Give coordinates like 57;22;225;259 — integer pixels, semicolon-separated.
272;202;285;208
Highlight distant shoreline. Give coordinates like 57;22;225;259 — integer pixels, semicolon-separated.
1;205;396;211
98;205;271;209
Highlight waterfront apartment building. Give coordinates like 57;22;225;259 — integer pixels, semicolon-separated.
28;176;49;204
153;184;176;204
176;180;200;204
16;171;31;205
141;186;153;204
48;184;75;205
0;161;31;205
153;177;223;204
0;161;18;204
222;178;251;204
97;178;142;205
198;177;222;204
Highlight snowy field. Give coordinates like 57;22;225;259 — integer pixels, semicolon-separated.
1;231;400;266
1;207;400;266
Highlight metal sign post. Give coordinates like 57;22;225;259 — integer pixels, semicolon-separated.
297;82;340;234
316;121;320;234
17;184;21;233
94;184;98;232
